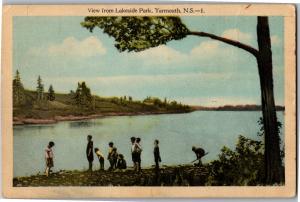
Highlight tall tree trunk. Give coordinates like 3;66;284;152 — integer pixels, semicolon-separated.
256;16;282;184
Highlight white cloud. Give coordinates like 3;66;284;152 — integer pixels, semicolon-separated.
221;28;253;43
47;72;231;85
190;41;221;58
28;36;106;58
271;35;281;46
128;45;187;65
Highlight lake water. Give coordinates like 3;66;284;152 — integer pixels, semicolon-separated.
13;111;284;177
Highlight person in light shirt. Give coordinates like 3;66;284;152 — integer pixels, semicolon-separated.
94;147;105;170
45;141;55;176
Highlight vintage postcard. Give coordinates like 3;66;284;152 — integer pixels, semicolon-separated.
2;4;296;198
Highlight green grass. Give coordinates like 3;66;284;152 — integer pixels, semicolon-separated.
13;90;193;120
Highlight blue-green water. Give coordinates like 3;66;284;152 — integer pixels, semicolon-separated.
13;111;284;177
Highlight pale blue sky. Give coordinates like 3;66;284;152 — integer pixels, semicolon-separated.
13;16;284;106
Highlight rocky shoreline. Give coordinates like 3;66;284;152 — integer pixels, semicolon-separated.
13;165;210;186
13;111;187;125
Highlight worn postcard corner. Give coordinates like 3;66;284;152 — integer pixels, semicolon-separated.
1;3;296;198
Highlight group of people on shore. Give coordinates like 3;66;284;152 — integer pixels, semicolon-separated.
44;136;205;176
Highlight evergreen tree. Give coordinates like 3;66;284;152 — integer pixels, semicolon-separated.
81;82;92;106
73;81;93;108
47;85;55;101
13;70;25;106
74;82;82;106
36;75;44;101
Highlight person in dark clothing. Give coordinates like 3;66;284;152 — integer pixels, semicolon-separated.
112;147;118;169
94;148;105;170
130;137;137;170
192;146;206;166
107;142;115;170
86;135;94;171
154;139;161;170
116;154;127;169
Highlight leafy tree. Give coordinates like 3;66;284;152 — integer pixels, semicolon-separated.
74;82;82;106
47;85;55;101
81;82;92;106
36;75;44;101
13;70;26;106
81;16;282;184
73;81;93;108
128;96;132;102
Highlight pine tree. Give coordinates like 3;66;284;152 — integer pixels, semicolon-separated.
13;70;25;106
47;85;55;101
73;82;93;108
74;82;82;106
36;75;44;101
81;82;92;106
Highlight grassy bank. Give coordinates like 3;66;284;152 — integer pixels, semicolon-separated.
13;165;209;186
13;90;193;125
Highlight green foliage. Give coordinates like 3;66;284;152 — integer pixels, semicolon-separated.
47;85;55;101
13;70;26;106
36;75;44;101
207;135;265;186
73;82;93;108
81;17;189;52
207;118;284;186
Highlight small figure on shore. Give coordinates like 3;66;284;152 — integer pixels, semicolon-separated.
192;146;206;166
94;148;104;170
45;141;55;176
135;137;142;172
116;154;127;170
154;139;161;170
108;142;118;170
86;135;94;171
130;137;137;170
112;147;119;169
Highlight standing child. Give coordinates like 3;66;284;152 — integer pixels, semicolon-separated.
45;141;55;176
154;139;161;170
112;147;119;169
94;148;105;170
130;137;137;170
107;142;115;170
86;135;94;171
135;137;142;172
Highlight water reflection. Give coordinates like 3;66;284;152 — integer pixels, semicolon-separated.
68;120;102;128
14;124;55;131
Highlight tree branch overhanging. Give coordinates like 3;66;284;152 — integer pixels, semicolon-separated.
188;31;259;57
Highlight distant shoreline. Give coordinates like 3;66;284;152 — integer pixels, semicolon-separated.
13;105;285;126
191;105;285;111
13;111;189;126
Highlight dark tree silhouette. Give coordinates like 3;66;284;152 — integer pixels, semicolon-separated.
81;16;282;184
13;70;26;106
36;75;44;101
47;85;55;101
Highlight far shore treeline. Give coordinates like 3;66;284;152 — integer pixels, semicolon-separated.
12;70;192;122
